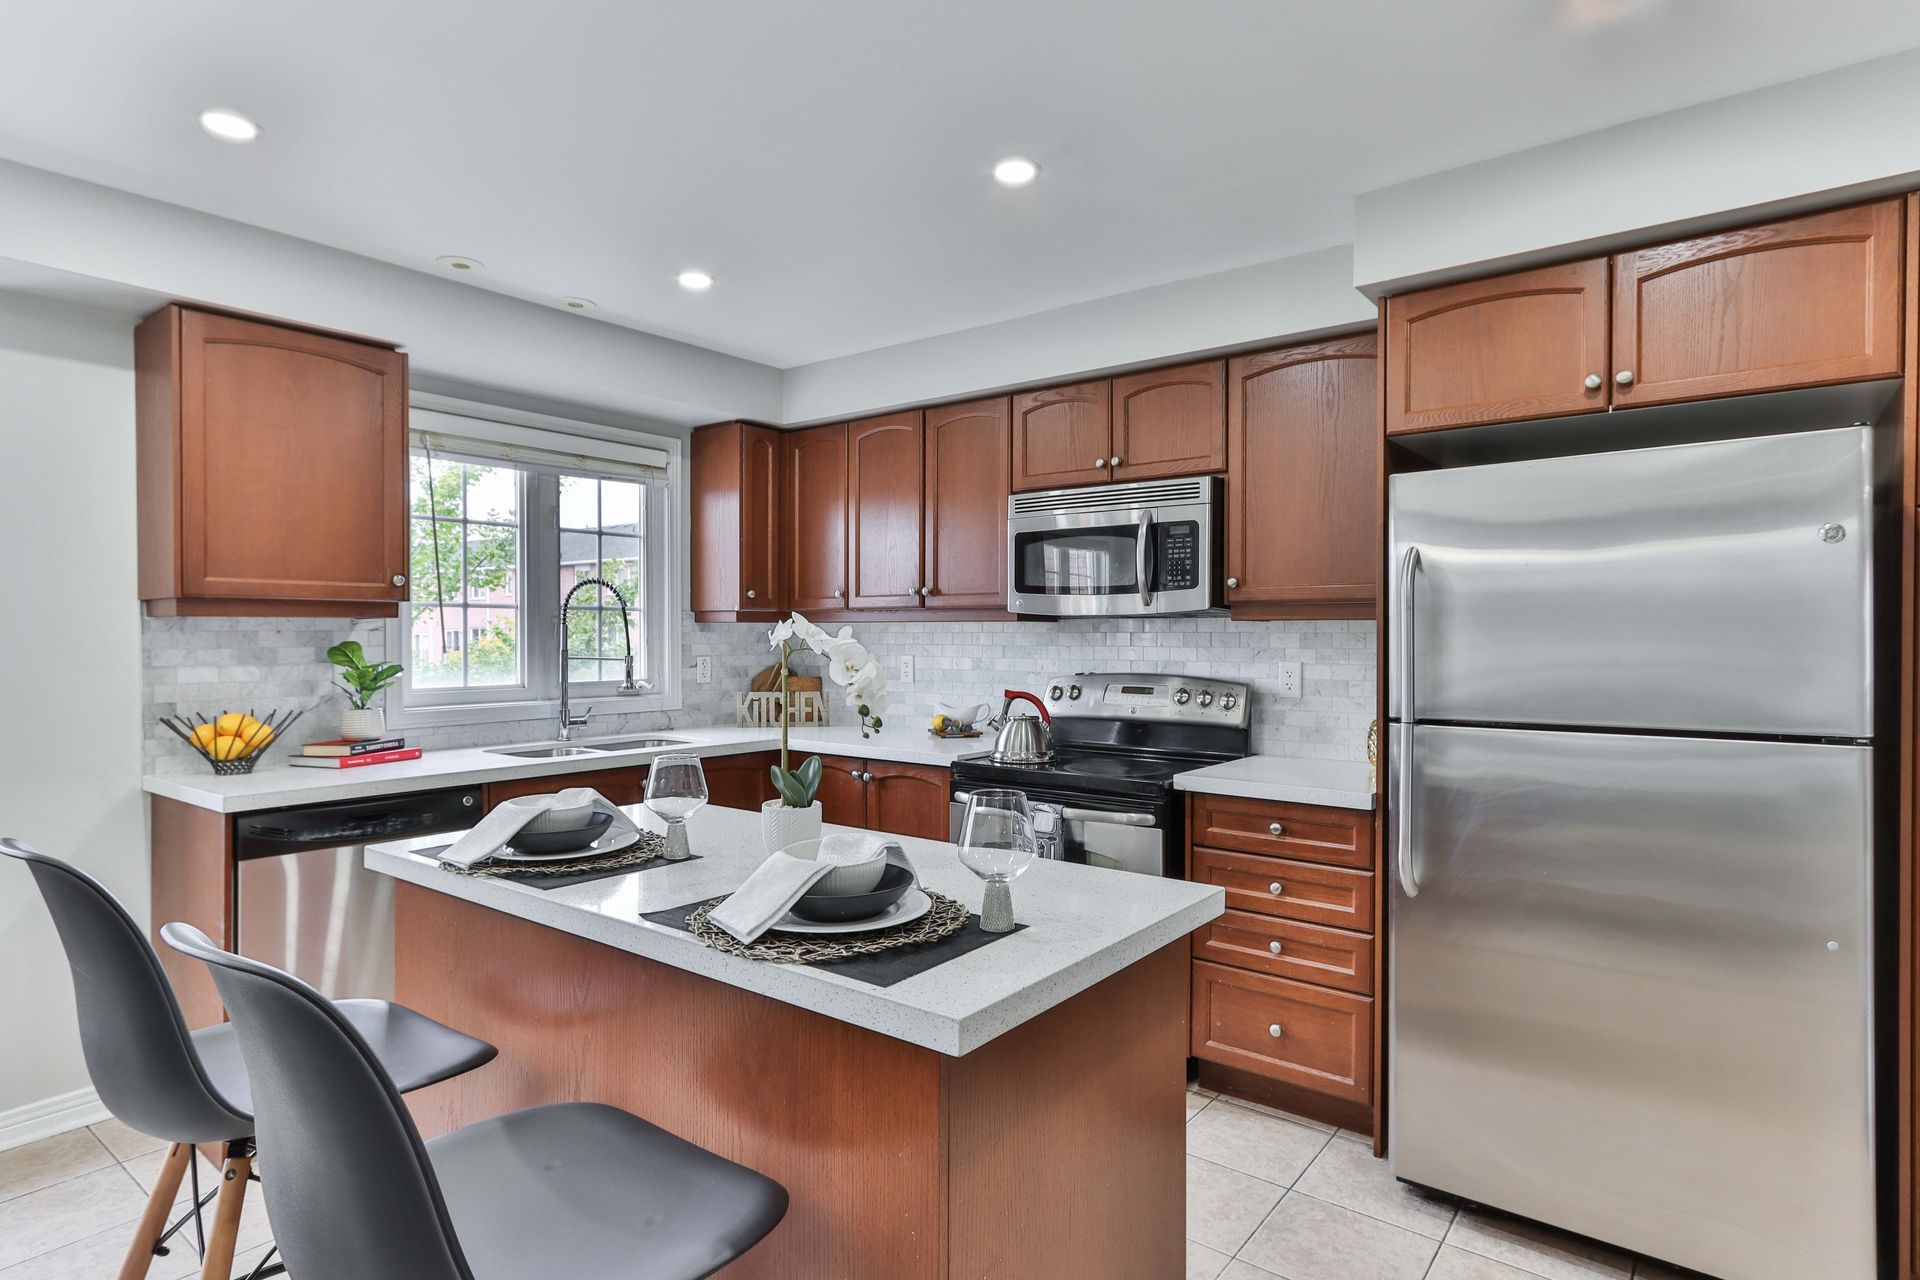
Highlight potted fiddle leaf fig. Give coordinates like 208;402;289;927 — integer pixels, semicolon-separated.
761;613;887;853
328;640;403;740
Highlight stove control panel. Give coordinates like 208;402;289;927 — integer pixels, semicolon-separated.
1039;672;1251;728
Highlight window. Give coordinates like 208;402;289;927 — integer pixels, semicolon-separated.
385;400;681;727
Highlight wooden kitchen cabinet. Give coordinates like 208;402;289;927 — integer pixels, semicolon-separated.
847;412;926;608
1192;960;1372;1105
786;424;849;613
1109;360;1227;480
816;755;870;828
1384;258;1611;435
702;751;779;810
1612;199;1904;407
1225;336;1378;617
692;421;785;621
922;397;1011;609
813;755;951;840
1012;381;1111;491
136;305;409;616
484;765;649;808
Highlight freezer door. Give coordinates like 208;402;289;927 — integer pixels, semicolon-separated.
1388;426;1873;736
1388;725;1874;1280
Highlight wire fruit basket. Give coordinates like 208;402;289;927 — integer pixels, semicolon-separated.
160;708;305;775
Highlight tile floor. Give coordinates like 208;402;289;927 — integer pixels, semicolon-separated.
3;1095;1710;1278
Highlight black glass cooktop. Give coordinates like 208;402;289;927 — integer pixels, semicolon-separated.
952;746;1230;803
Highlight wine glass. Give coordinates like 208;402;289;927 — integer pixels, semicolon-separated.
644;754;708;861
957;789;1036;933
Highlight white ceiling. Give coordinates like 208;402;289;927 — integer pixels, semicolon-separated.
3;1;1917;369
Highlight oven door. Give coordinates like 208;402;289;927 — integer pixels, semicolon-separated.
950;789;1172;876
1007;500;1212;617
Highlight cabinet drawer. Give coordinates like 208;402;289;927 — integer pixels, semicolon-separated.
1192;849;1373;931
1191;795;1372;868
1191;961;1372;1103
1193;911;1373;996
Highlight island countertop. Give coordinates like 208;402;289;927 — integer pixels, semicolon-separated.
365;802;1222;1056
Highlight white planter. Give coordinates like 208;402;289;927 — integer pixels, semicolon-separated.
761;800;823;855
338;706;385;741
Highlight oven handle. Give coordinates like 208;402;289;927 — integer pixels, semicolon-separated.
1136;509;1155;608
951;793;1157;829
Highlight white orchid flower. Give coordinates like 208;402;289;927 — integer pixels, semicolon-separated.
826;646;877;688
769;618;796;646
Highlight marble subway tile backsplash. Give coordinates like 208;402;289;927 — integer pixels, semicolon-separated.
143;614;1377;773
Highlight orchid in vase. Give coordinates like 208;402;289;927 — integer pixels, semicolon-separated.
767;613;887;807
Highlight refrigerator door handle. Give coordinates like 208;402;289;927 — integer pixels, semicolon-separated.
1395;545;1421;898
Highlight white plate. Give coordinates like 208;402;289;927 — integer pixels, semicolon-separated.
769;889;932;936
490;827;643;863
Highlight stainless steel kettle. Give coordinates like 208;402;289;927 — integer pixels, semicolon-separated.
990;689;1055;765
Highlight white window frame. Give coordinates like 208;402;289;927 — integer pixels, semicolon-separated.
384;394;684;731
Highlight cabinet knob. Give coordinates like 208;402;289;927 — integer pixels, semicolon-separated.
1584;373;1603;390
1226;577;1239;589
1615;370;1635;386
1268;940;1284;955
834;588;845;598
391;574;407;587
746;589;757;600
1268;881;1283;896
1268;822;1284;836
1109;455;1121;467
1093;457;1107;469
1268;1024;1284;1038
920;586;930;597
861;771;874;782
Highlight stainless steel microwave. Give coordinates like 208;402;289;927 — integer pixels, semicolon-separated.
1006;476;1220;617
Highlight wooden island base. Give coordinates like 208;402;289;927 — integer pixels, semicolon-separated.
394;883;1189;1279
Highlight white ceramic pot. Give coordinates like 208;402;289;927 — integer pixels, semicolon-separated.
761;800;822;856
338;706;385;741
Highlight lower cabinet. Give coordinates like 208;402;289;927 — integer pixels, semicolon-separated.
815;755;951;840
481;752;778;812
701;751;778;811
1191;961;1372;1104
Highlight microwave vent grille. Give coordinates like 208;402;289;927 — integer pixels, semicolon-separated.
1010;477;1214;514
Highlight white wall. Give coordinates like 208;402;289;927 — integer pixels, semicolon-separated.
782;245;1375;424
1353;47;1920;297
0;292;143;1141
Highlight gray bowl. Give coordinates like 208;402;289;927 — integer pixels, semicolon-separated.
789;863;915;923
507;810;613;855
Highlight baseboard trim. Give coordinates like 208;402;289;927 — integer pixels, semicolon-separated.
0;1086;109;1152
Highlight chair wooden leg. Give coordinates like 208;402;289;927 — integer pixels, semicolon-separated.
117;1142;192;1280
198;1150;252;1280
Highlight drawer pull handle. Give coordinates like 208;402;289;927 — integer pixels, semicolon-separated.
1268;822;1284;836
1268;1024;1284;1038
1268;881;1283;896
1268;941;1284;955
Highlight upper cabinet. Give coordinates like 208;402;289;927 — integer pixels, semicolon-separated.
136;306;409;616
786;424;849;613
846;412;925;609
1226;336;1378;619
1012;381;1110;491
1385;198;1906;436
1110;360;1228;480
1611;200;1903;407
923;397;1011;609
691;420;785;621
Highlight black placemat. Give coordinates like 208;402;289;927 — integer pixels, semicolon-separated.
418;844;702;889
641;898;1025;987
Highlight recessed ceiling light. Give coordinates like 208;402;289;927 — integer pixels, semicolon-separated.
198;108;260;144
992;157;1040;188
677;269;714;292
561;297;596;311
436;255;484;272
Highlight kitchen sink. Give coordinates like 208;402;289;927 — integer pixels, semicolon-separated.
581;736;690;751
486;745;606;758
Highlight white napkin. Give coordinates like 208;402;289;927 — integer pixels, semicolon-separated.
435;787;641;869
708;841;918;944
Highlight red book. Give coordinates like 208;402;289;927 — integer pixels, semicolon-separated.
287;747;424;769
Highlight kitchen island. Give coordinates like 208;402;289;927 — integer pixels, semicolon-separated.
367;804;1221;1279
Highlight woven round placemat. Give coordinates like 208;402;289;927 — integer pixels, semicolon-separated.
685;890;970;963
440;829;668;878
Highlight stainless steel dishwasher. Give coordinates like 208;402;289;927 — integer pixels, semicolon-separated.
233;787;482;1001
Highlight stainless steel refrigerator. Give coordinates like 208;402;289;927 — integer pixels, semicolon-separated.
1387;425;1879;1280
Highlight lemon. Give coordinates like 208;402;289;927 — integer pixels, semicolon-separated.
242;728;275;755
209;734;250;761
932;714;948;733
190;723;220;751
216;712;265;739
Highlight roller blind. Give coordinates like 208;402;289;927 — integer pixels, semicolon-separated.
410;406;670;482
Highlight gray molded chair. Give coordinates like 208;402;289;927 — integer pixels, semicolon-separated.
162;921;790;1280
3;838;498;1280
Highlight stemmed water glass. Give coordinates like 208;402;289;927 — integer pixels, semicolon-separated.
957;789;1036;933
644;754;708;861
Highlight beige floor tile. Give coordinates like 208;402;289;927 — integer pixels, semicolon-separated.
87;1118;164;1163
1185;1156;1283;1256
1185;1098;1331;1186
1335;1128;1373;1145
0;1211;213;1280
1447;1208;1633;1280
1187;1238;1232;1280
0;1166;146;1270
1219;1261;1284;1280
1428;1243;1549;1280
1632;1259;1715;1279
1187;1092;1213;1120
1293;1136;1456;1239
0;1131;114;1204
1240;1191;1439;1280
1206;1093;1338;1133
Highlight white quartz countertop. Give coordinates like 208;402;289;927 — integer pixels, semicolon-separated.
142;723;985;814
1173;755;1376;810
365;804;1222;1056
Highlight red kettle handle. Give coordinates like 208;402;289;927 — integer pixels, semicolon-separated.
1003;689;1051;723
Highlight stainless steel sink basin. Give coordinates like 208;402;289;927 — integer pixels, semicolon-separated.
581;737;689;751
486;745;606;758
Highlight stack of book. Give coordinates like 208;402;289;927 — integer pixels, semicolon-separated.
288;737;424;769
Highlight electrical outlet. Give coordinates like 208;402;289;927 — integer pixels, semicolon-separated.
897;655;914;683
695;655;713;685
1277;661;1302;699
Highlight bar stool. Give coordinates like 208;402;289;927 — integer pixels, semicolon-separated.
3;838;499;1280
163;921;790;1280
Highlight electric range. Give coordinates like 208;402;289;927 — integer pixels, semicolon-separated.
949;671;1251;877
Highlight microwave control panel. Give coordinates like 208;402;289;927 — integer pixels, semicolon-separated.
1156;521;1200;590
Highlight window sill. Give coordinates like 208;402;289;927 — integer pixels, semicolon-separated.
383;686;683;732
